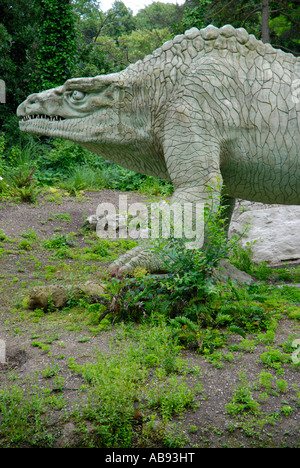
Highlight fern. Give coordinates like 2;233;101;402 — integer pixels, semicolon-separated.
170;316;198;333
215;313;232;325
227;325;246;338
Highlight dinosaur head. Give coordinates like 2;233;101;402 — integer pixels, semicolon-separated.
17;73;149;147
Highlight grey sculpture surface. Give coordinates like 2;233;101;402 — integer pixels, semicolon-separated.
17;24;300;272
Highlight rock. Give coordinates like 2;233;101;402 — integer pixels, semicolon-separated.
27;282;108;311
215;259;254;284
28;285;68;310
229;204;300;264
72;281;106;297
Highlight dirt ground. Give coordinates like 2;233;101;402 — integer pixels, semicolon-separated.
0;189;299;449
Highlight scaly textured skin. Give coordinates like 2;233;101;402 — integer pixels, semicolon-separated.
17;25;300;272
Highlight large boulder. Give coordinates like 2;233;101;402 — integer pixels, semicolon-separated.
229;202;300;265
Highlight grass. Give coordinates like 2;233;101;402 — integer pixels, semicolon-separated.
68;321;200;447
0;318;200;448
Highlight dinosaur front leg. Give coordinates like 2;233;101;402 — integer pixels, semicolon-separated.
109;128;223;273
108;181;222;274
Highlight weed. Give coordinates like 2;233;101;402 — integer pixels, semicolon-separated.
78;336;90;343
51;213;72;222
276;379;288;394
188;425;198;434
146;373;197;421
226;373;261;417
21;229;38;240
0;230;11;242
260;347;291;373
255;330;276;345
255;371;274;393
42;362;60;378
236;339;256;353
0;384;55;447
42;233;77;251
281;405;293;417
14;184;40;203
67;321;199;447
31;341;50;353
17;239;34;251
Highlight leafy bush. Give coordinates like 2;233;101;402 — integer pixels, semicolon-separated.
0;133;173;197
36;139;90;177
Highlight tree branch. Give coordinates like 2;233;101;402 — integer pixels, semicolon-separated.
272;44;300;56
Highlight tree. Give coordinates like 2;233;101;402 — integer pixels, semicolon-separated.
71;0;118;76
261;0;270;43
72;0;105;43
0;0;39;138
103;1;136;39
119;28;172;63
134;2;184;30
175;0;300;55
173;0;212;34
33;0;78;91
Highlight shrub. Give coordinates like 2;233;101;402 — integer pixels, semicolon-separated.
114;194;272;333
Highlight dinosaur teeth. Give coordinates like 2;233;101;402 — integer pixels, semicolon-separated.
21;114;65;122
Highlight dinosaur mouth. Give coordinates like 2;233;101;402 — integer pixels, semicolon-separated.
21;114;66;122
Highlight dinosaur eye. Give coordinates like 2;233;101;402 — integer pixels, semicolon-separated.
70;90;86;101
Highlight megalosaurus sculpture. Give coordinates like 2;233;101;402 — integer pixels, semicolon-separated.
17;25;300;272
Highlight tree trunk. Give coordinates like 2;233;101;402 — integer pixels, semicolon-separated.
261;0;270;43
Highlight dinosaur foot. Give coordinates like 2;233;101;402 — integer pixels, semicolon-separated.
109;245;167;274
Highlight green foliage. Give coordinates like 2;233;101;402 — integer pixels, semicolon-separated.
0;0;39;132
173;0;212;34
36;138;89;178
42;361;60;378
109;196;274;350
134;2;183;30
33;0;78;90
68;322;197;447
231;242;300;283
104;1;135;39
226;374;261;417
260;347;291;372
174;0;299;54
117;28;172;64
0;132;173;198
42;233;77;250
146;373;196;421
0;384;54;447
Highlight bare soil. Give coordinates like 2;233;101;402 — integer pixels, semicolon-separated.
0;190;299;449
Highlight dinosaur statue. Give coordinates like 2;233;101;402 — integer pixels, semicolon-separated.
17;24;300;272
